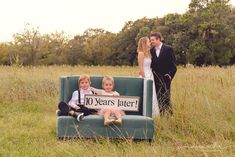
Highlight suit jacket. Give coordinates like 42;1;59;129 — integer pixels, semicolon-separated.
150;43;177;80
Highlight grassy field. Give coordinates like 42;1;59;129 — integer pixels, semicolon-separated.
0;65;234;157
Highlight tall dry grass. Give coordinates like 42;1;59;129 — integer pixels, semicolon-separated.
0;65;234;157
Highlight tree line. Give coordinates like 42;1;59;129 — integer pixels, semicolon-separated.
0;0;235;66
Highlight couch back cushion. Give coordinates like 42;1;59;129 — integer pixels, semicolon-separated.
61;76;143;115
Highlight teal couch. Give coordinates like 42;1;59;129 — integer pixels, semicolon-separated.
56;76;154;141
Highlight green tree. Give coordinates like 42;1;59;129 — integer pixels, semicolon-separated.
12;23;41;65
81;28;116;65
38;31;69;65
0;43;10;65
182;0;234;65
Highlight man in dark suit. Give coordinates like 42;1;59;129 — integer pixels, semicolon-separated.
150;32;177;115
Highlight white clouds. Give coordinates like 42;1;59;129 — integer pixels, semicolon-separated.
0;0;234;42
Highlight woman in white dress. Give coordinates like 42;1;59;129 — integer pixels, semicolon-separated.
137;36;159;117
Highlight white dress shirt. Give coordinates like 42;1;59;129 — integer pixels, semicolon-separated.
155;42;163;57
68;88;93;108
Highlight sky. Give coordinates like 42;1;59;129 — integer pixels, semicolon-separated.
0;0;235;42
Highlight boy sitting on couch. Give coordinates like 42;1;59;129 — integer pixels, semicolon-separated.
57;74;97;121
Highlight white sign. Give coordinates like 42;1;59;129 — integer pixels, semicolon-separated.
84;94;140;111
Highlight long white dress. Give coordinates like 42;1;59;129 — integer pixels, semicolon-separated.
143;57;160;116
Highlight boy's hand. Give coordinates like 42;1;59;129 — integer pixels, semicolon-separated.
74;106;80;110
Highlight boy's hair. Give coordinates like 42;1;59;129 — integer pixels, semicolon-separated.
78;74;91;84
102;76;115;86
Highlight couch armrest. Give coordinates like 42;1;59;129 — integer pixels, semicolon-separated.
59;76;66;102
143;79;153;118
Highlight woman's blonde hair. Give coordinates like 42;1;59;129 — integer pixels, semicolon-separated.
78;74;91;84
137;37;151;57
102;76;115;88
